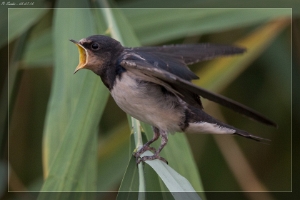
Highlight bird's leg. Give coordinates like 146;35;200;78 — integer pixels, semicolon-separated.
137;129;169;164
134;127;160;163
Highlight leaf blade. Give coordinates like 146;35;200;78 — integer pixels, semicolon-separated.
121;8;291;45
40;6;109;195
8;8;48;43
193;18;291;93
142;151;201;200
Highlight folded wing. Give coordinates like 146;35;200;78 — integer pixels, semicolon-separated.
120;56;277;127
124;44;245;81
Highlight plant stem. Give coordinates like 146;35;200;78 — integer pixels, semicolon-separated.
131;118;146;199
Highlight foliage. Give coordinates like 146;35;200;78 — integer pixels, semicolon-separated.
1;1;295;200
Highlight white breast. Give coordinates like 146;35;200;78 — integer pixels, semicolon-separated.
110;71;184;132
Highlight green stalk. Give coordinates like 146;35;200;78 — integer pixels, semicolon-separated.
132;119;146;199
98;3;146;197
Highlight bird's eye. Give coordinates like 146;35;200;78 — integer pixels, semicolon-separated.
91;42;100;50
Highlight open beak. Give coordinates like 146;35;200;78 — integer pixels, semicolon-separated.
70;39;88;74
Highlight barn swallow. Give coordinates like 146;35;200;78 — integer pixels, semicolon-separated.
70;35;277;164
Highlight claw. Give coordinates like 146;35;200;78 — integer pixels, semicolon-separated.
133;127;169;165
133;145;157;166
135;156;142;166
133;145;156;158
139;154;168;165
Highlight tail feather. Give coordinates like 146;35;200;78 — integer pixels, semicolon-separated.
234;130;271;144
185;105;270;143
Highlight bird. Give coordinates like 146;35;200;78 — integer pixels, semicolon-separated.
70;35;277;164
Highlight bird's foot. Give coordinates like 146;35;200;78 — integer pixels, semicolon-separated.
133;145;156;164
133;145;156;157
133;127;168;165
137;153;168;165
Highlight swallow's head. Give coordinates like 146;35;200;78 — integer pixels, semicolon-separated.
70;35;123;75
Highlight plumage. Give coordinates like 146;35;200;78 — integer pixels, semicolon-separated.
71;35;276;164
111;70;185;133
119;57;277;127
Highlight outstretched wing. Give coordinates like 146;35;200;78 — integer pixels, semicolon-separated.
124;44;246;81
119;55;277;127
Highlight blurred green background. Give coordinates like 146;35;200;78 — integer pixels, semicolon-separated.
1;0;299;199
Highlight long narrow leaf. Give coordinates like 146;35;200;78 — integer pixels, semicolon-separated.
42;7;95;177
4;30;31;139
97;122;130;191
142;151;201;200
121;8;291;45
23;28;53;67
8;8;48;43
193;18;291;93
116;134;139;200
94;5;148;199
40;5;108;196
117;133;166;200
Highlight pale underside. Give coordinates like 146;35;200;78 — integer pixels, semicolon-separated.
111;70;235;135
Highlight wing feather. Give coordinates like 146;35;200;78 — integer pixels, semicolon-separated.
120;58;277;127
132;44;246;65
124;44;245;82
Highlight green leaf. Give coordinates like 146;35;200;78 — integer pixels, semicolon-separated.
117;134;139;200
4;31;31;139
141;123;205;193
42;7;102;175
97;122;130;191
3;2;291;196
0;0;47;47
119;1;299;16
193;18;291;93
23;28;53;67
8;8;49;43
117;133;167;200
96;5;140;46
142;151;201;200
161;134;205;192
138;132;165;199
40;5;108;196
120;8;291;45
18;9;53;68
